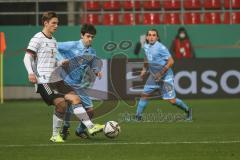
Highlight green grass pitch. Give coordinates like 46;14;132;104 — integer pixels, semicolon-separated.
0;99;240;160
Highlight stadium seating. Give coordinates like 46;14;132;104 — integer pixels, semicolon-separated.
143;0;161;10
224;12;240;24
122;13;141;25
204;0;222;9
103;0;121;10
85;1;101;11
163;0;181;10
103;13;120;25
184;12;201;24
224;0;240;9
83;0;239;25
123;0;141;10
81;14;100;25
143;13;161;25
163;13;181;24
184;0;202;9
204;12;222;24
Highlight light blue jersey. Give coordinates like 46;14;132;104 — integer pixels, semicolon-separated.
143;41;175;99
144;41;173;76
57;39;101;108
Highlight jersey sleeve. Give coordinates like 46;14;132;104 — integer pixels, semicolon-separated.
27;36;41;54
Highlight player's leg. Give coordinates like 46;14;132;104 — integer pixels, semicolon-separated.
167;98;192;120
136;75;157;120
51;97;68;142
75;94;93;138
161;78;192;120
136;94;149;120
75;108;93;139
37;83;67;142
61;104;73;140
64;93;104;135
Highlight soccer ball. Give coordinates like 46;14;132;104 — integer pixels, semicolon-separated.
103;121;120;138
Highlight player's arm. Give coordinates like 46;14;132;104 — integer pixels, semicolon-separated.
140;56;148;79
23;50;37;83
89;49;103;79
161;56;174;74
91;56;103;79
56;51;69;67
154;45;175;81
154;56;174;82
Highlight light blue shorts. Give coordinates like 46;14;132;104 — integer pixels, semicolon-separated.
75;88;93;108
143;74;176;100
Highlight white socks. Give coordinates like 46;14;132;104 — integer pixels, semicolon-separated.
73;104;94;129
52;114;63;136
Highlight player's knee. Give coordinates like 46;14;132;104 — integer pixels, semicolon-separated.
65;94;81;105
54;98;68;113
167;98;176;105
141;94;149;100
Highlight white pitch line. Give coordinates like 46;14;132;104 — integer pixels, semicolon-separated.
0;140;240;148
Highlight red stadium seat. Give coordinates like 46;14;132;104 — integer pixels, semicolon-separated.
103;13;120;25
122;13;141;25
204;0;222;9
143;13;161;25
103;0;121;11
224;12;240;24
184;0;201;9
184;12;201;24
224;0;240;9
85;1;101;11
81;14;100;25
204;12;222;24
143;0;161;10
163;0;181;10
123;0;141;10
163;13;181;24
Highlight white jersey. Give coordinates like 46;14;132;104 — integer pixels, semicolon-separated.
27;32;62;83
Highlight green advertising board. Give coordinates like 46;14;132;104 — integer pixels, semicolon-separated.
0;25;239;85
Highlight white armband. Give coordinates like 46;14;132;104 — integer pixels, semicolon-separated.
23;53;34;74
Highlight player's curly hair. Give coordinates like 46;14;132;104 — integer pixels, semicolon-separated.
81;24;97;36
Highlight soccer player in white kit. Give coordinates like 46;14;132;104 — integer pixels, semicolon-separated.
23;11;104;142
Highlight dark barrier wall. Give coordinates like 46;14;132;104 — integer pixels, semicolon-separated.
0;25;240;85
109;57;240;99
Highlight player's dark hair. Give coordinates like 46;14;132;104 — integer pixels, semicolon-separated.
146;29;160;43
41;11;58;25
81;24;97;36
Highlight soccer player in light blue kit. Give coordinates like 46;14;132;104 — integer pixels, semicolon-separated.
56;24;103;139
136;29;192;121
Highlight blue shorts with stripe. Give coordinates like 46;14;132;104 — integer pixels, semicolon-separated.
143;73;176;100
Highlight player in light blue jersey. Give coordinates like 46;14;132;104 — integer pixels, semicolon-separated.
56;24;103;139
136;29;192;121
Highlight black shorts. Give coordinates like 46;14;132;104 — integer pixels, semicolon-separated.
37;80;73;105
